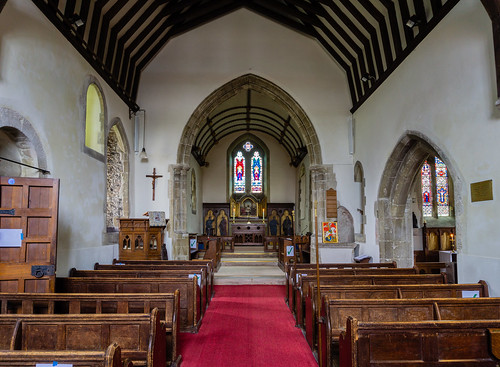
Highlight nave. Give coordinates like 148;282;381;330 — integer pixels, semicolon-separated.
179;285;317;367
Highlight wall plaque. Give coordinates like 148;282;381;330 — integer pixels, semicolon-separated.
470;179;493;202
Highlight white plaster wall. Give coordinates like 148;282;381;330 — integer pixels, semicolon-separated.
137;8;352;223
352;2;500;294
0;1;132;274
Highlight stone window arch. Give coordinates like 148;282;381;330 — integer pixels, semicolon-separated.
106;118;130;233
0;107;47;177
83;77;107;161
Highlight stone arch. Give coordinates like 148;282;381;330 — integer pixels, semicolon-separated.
105;117;130;241
0;107;47;177
170;73;324;260
377;131;465;267
177;73;322;166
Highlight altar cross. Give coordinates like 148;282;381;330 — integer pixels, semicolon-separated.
146;168;163;201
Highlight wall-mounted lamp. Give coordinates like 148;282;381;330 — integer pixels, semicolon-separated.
69;14;84;28
137;109;148;160
361;73;375;83
405;15;421;29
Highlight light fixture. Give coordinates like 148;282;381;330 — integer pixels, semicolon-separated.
138;110;148;160
69;14;84;28
361;73;375;83
405;15;421;29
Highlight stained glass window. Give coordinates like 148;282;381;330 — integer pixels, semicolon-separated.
435;157;449;216
421;161;433;217
234;151;245;193
243;141;253;152
251;151;263;193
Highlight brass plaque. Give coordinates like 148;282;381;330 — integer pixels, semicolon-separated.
470;180;493;202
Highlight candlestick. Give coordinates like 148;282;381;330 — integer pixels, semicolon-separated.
232;207;235;223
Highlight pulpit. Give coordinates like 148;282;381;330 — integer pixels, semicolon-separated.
119;218;165;260
232;222;265;245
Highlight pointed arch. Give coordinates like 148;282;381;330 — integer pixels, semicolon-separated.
177;73;322;166
377;131;465;267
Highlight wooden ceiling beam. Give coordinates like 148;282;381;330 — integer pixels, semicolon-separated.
379;0;403;56
336;0;384;79
96;0;128;63
358;0;393;66
397;0;415;46
87;0;110;52
104;1;149;77
351;0;460;113
76;0;91;38
0;0;6;13
412;0;429;27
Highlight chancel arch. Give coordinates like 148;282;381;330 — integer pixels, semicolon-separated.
377;131;464;268
0;107;48;177
171;73;325;260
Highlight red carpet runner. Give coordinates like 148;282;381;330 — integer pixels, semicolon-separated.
179;285;318;367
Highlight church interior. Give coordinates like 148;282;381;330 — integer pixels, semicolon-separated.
1;0;500;366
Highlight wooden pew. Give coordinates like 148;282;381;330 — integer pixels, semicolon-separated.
203;238;222;270
321;297;500;367
110;259;216;297
415;261;448;274
285;261;397;305
0;291;181;365
339;317;500;366
94;263;214;303
70;267;209;315
56;276;201;332
0;310;166;367
0;342;128;367
293;270;435;326
305;281;489;354
290;267;418;315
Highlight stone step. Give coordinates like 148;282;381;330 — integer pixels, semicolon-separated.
214;265;285;285
222;252;277;259
221;259;278;266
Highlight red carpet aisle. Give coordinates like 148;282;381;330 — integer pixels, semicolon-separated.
179;285;318;367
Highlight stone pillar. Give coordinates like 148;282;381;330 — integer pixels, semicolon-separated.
309;164;335;263
169;164;190;260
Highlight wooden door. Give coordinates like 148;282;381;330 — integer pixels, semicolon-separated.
0;177;59;292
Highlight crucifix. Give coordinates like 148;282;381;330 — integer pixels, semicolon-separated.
146;168;163;201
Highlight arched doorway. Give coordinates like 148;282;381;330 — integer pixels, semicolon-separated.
170;74;325;259
377;131;465;268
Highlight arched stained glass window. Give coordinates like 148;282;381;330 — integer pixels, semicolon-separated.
421;161;433;217
435;157;449;216
421;157;450;218
85;83;105;155
234;151;245;193
251;151;263;193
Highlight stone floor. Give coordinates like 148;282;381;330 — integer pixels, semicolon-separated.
214;246;285;285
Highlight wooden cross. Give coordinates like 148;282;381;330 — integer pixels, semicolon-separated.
146;168;162;201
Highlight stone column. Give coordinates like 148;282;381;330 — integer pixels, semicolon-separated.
169;164;190;260
309;164;335;263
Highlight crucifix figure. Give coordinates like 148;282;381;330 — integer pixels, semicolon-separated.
146;168;163;201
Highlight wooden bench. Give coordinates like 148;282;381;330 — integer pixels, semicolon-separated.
203;239;222;270
290;267;419;315
70;267;209;315
284;261;397;305
339;317;500;366
0;342;128;367
0;309;166;367
415;261;449;274
321;297;500;367
305;281;489;355
0;291;181;365
94;263;214;303
56;276;201;332
292;270;436;326
110;259;216;297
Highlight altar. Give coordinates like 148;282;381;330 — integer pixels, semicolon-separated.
232;221;266;246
